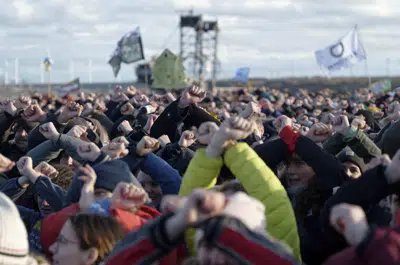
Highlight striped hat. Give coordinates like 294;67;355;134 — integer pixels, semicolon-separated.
0;192;30;265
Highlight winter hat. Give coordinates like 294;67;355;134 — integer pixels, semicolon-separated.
337;149;366;173
65;159;147;206
93;160;132;192
0;192;30;265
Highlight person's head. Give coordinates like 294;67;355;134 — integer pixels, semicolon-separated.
49;214;124;265
37;164;74;216
337;150;365;180
66;117;109;147
194;192;267;265
14;127;28;151
137;171;162;201
0;192;30;265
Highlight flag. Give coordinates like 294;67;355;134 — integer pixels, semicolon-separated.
232;67;250;83
59;78;80;96
43;57;53;72
315;25;366;71
108;27;145;77
370;79;391;94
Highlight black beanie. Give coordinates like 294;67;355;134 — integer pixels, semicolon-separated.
337;150;366;173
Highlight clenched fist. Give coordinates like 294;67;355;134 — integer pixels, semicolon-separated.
136;136;160;156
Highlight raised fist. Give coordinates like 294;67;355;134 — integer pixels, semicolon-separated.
143;114;158;133
330;203;369;246
158;135;171;148
179;86;206;108
117;120;133;135
120;102;135;116
195;122;219;145
330;115;350;135
39;122;60;140
136;136;160;156
58;102;83;124
22;105;46;122
179;130;197;148
66;125;87;139
0;99;17;116
35;162;58;179
240;102;261;119
0;153;15;173
274;115;292;133
306;123;333;143
101;142;129;159
77;143;101;162
111;183;147;210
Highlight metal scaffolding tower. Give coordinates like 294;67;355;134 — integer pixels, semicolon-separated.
179;10;219;89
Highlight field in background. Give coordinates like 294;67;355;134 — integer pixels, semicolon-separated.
0;76;397;97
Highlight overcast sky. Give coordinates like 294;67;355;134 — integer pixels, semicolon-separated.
0;0;399;83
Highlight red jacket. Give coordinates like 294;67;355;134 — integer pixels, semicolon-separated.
40;203;160;258
323;227;400;265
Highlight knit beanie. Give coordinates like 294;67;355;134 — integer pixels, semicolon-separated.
337;150;367;173
0;192;30;265
65;159;145;205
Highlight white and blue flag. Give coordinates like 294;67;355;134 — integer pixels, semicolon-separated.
232;67;250;83
315;25;366;72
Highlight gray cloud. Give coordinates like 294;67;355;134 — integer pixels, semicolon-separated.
0;0;399;83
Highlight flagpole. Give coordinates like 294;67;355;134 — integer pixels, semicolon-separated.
47;71;52;96
355;24;372;87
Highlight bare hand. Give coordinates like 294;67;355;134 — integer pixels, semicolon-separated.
22;105;46;122
66;125;87;139
385;150;400;184
330;203;369;246
118;120;133;135
34;162;58;179
179;86;206;108
274;115;292;133
143;114;158;133
306;123;333;143
240;102;261;119
58;102;83;123
179;130;197;148
120;102;135;116
195;122;219;145
101;142;129;159
136;136;160;156
39;122;60;140
0;153;15;173
111;183;147;210
158;135;171;148
77;143;101;162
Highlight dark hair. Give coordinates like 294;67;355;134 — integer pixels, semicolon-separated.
49;164;74;190
68;214;124;264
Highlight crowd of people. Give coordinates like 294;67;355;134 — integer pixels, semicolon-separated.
0;83;399;265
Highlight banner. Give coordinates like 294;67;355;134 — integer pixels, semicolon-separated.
232;67;250;83
108;27;145;77
59;78;80;96
315;26;366;71
370;79;391;94
151;49;186;90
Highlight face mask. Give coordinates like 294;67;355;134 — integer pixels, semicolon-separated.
287;184;308;198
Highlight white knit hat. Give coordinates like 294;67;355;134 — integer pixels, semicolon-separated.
0;192;30;265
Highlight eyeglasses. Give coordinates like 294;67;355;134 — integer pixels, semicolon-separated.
53;234;80;252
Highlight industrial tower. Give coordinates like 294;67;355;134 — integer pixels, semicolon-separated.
179;10;219;89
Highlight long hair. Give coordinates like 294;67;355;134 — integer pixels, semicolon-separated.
68;214;124;265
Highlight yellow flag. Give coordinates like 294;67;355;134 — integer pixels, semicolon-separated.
152;49;187;90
